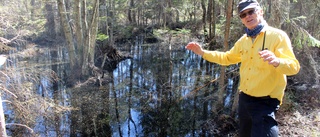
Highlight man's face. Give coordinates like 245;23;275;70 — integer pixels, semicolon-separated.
240;8;262;30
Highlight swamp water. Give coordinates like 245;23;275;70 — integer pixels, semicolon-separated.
3;39;239;137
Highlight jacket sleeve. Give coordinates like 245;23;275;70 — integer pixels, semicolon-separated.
202;42;242;66
274;32;300;75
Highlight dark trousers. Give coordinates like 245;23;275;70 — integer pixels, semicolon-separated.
238;92;280;137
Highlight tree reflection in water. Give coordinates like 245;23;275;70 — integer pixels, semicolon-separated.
5;39;239;136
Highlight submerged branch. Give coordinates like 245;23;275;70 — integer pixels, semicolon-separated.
179;67;239;101
6;123;34;133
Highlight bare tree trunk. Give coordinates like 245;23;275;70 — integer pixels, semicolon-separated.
0;97;7;137
0;56;7;137
87;0;99;64
267;0;281;28
81;0;89;71
207;0;216;49
217;0;233;109
136;6;140;26
265;0;272;20
45;0;56;39
99;0;108;34
175;7;179;23
166;0;173;26
74;0;84;65
128;0;134;24
57;0;77;68
201;0;207;39
81;0;99;75
159;0;165;27
193;0;196;21
30;0;35;20
109;0;115;44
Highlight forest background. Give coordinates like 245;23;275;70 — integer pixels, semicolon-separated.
0;0;319;136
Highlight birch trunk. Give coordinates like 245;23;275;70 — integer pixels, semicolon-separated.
57;0;77;68
81;0;99;75
74;0;84;66
88;0;99;64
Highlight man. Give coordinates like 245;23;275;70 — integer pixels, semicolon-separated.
185;0;300;137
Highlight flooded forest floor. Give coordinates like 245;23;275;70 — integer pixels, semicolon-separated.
0;30;319;136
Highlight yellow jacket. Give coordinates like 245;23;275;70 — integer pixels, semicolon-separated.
202;26;300;103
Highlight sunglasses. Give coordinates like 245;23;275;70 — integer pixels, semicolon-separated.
239;9;257;19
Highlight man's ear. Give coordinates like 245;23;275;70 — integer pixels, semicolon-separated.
258;9;264;16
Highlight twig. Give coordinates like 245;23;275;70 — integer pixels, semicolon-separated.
0;71;10;79
1;100;12;104
6;123;34;133
179;67;239;101
179;77;219;101
0;86;17;98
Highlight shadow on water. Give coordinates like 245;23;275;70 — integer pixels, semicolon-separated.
4;37;239;136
